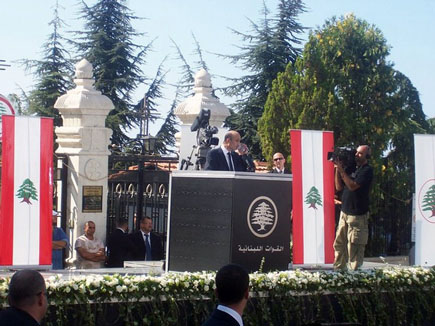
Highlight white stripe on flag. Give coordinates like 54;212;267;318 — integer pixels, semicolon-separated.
301;131;325;264
414;134;435;266
13;117;41;265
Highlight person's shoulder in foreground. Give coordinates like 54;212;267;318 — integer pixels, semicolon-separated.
0;269;48;325
202;264;249;326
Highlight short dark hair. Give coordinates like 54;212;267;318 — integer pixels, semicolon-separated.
116;218;128;228
215;264;249;305
139;216;152;223
8;270;45;308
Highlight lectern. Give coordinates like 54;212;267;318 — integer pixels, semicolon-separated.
166;171;292;272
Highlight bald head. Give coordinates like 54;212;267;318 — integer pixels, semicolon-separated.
223;131;241;151
355;145;371;166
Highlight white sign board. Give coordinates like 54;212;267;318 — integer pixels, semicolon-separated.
414;134;435;266
0;94;16;139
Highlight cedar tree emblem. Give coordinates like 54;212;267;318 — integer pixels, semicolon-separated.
16;178;38;204
305;186;323;209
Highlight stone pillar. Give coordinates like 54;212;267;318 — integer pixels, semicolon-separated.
174;69;230;168
54;59;113;265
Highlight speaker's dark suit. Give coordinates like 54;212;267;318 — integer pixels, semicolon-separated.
269;167;291;174
130;231;164;261
205;147;247;171
202;308;240;326
106;228;136;267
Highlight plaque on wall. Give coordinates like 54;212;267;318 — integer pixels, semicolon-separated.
82;186;103;213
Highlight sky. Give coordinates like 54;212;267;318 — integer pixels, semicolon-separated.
1;0;434;137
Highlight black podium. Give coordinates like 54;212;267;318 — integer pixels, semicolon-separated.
167;171;292;272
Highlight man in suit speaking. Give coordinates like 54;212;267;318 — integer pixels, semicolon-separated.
204;131;248;172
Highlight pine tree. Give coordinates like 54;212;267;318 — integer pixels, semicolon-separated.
74;0;151;145
22;1;73;127
16;178;38;205
422;184;435;217
305;186;322;209
222;0;306;158
155;94;179;155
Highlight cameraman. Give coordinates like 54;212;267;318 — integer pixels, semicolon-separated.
205;130;248;171
333;145;373;270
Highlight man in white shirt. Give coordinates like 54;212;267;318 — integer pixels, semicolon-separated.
74;221;106;269
202;264;249;326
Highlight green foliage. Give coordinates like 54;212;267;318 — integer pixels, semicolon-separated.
22;2;73;127
259;15;432;253
428;117;435;132
155;95;179;155
75;0;150;145
222;0;306;159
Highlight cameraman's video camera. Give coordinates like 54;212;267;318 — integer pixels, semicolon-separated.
190;108;219;147
327;147;357;174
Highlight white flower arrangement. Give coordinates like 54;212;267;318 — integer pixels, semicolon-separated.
0;266;434;325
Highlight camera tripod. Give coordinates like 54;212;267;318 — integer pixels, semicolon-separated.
180;144;212;170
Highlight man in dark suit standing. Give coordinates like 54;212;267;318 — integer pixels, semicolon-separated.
106;218;136;267
202;264;249;326
269;152;290;174
130;216;164;261
205;130;248;172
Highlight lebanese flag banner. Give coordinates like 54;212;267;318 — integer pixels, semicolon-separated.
414;134;435;266
0;116;53;267
291;129;335;265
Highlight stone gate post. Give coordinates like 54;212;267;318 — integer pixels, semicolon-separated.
54;59;113;266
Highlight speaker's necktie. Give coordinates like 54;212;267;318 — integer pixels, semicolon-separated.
227;152;234;171
144;234;152;261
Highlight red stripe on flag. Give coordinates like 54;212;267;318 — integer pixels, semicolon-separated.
39;118;53;265
291;130;304;264
322;132;335;263
0;116;15;265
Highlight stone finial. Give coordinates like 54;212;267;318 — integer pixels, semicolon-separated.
194;68;212;88
75;59;93;79
54;58;113;154
175;69;230;126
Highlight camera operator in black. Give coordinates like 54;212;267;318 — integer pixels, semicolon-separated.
333;145;373;270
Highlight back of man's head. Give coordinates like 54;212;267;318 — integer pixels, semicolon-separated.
215;264;249;306
116;218;128;229
8;269;45;308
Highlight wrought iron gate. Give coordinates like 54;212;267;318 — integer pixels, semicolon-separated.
106;159;175;240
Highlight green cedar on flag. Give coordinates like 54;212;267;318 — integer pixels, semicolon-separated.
422;184;435;218
16;178;38;205
305;186;323;210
